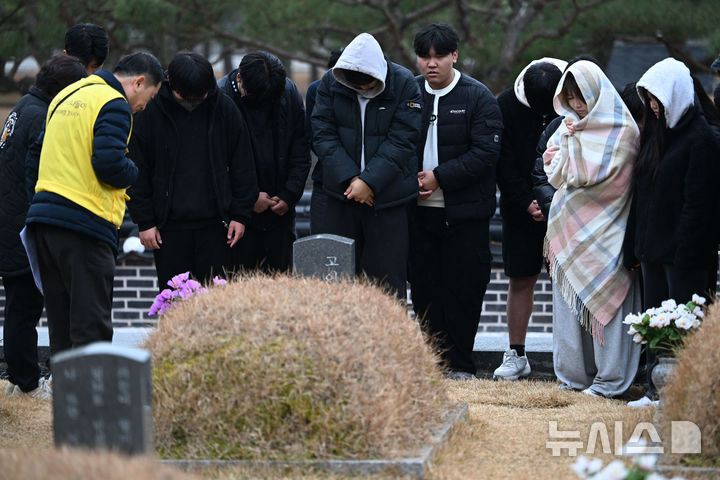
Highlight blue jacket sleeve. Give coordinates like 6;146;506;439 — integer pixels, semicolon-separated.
91;98;138;188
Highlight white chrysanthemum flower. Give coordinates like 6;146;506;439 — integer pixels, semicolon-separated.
693;318;701;328
675;316;694;330
588;457;604;473
636;454;658;470
649;314;666;328
597;459;628;479
693;306;704;318
633;333;645;344
661;299;677;311
692;293;706;305
570;455;592;477
627;325;638;335
623;313;639;325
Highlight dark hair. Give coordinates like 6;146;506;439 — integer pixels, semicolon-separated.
167;51;216;100
620;82;645;125
328;48;344;69
34;54;87;98
565;55;601;71
413;23;459;57
714;82;720;113
113;51;163;86
64;23;109;68
523;62;562;114
238;51;287;104
634;87;666;184
561;73;584;104
340;69;376;88
692;75;720;129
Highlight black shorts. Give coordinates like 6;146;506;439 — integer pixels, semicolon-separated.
501;213;546;278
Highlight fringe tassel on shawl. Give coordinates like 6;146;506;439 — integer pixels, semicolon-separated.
544;238;606;345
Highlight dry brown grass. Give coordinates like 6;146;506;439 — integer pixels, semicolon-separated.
144;274;452;461
0;385;52;450
0;446;200;480
661;301;720;466
0;375;661;479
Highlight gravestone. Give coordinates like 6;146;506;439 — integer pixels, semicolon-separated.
52;342;153;455
293;234;355;281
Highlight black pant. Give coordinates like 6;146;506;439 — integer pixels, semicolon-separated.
233;219;295;273
31;223;114;358
154;223;232;290
641;262;708;398
325;197;408;300
310;182;329;235
2;272;44;392
409;207;491;373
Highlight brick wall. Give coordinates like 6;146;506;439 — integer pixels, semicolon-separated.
0;252;555;333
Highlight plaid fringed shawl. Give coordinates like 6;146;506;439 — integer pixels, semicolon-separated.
543;61;640;344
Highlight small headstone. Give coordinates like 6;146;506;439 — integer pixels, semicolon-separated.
293;234;355;281
52;342;153;455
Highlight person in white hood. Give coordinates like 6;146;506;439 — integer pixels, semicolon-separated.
627;57;720;407
311;32;422;299
494;58;564;381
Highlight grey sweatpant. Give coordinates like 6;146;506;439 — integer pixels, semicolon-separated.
552;279;641;397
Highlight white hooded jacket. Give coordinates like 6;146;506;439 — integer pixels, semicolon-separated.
332;33;387;99
636;57;694;129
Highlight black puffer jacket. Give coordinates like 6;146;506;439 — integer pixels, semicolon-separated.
312;61;422;209
218;72;310;227
0;87;50;275
416;73;503;222
496;87;557;218
531;116;564;219
632;105;720;268
128;82;258;231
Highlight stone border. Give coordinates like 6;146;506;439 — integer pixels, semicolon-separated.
161;402;468;479
656;462;720;478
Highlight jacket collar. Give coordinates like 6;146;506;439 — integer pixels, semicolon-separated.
93;69;126;98
28;86;52;104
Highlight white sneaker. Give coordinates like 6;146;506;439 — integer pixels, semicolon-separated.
493;349;531;380
627;396;659;408
582;387;604;398
11;376;52;402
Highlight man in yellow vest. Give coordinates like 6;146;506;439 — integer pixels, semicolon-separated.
25;52;163;358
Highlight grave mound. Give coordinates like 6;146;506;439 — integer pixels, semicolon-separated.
661;301;720;466
145;274;452;460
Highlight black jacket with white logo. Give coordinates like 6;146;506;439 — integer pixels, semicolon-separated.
416;73;503;223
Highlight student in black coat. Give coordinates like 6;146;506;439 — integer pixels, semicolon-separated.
0;55;86;399
218;51;311;273
408;23;503;378
494;59;563;380
128;52;258;288
627;58;720;407
312;32;422;299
